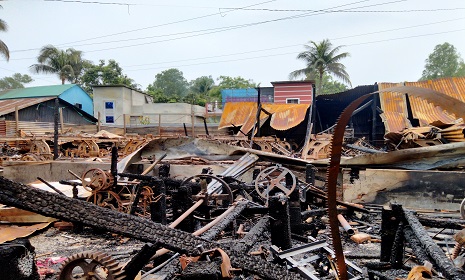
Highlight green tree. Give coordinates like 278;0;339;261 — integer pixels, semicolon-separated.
0;5;9;61
188;75;215;106
290;39;351;96
318;73;348;94
0;73;33;90
209;75;257;101
79;59;139;93
420;42;465;80
147;68;188;103
30;45;87;84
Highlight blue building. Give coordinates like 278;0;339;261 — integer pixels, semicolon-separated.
221;87;274;108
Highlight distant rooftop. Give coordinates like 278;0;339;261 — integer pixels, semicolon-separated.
0;84;76;100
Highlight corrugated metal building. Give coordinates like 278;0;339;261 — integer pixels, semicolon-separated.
0;85;97;136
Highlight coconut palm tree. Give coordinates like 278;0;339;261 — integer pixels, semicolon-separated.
30;45;86;84
0;15;9;61
290;39;351;95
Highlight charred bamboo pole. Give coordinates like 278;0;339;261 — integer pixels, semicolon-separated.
404;210;465;280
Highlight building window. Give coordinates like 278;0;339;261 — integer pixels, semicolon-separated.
104;101;115;123
286;98;300;104
74;103;82;109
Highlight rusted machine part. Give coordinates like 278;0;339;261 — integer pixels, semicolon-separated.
337;214;355;236
180;248;237;278
30;139;51;154
122;138;147;156
254;165;296;202
200;200;249;241
404;210;465;280
325;92;375;280
81;168;114;192
21;153;45;161
76;140;100;157
58;251;125;280
452;229;465;260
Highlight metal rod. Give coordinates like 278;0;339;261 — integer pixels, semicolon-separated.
36;177;65;196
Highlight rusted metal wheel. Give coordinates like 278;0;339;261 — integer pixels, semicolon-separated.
254;165;296;201
81;168;113;193
58;251;125;280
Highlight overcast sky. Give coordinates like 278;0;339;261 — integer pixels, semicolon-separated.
1;0;465;90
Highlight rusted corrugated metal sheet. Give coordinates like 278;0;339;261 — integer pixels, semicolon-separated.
378;77;465;133
218;102;309;134
378;83;411;133
0;97;55;117
404;77;465;125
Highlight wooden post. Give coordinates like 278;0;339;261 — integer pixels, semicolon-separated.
158;114;161;136
191;105;195;137
15;106;19;147
53;98;59;160
123;114;127;135
59;107;64;133
97;111;101;132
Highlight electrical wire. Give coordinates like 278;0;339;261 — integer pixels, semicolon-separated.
123;27;465;72
121;17;465;69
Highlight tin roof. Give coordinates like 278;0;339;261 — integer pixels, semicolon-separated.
0;97;55;116
378;77;465;133
0;84;76;100
219;102;310;134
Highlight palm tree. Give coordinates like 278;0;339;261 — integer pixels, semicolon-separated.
290;39;351;95
0;11;10;61
30;45;86;84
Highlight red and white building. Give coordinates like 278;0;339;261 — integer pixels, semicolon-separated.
271;80;315;104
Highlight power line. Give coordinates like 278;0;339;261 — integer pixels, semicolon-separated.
51;0;405;53
121;17;465;68
218;7;465;13
123;28;465;72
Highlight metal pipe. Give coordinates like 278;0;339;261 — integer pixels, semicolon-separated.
169;199;204;229
337;214;355;235
37;177;65;196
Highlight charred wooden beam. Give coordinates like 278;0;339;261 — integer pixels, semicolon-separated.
404;210;465;280
200;201;248;241
269;193;292;250
0;176;300;280
380;204;403;262
122;243;161;280
403;226;432;265
418;216;465;230
151;180;167;225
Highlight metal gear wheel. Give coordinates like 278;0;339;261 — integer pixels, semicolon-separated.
58;251;125;280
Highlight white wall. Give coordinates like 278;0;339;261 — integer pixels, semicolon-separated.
93;86;205;126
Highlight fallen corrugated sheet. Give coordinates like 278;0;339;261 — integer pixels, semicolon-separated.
0;223;51;244
378;77;465;134
219;102;309;134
